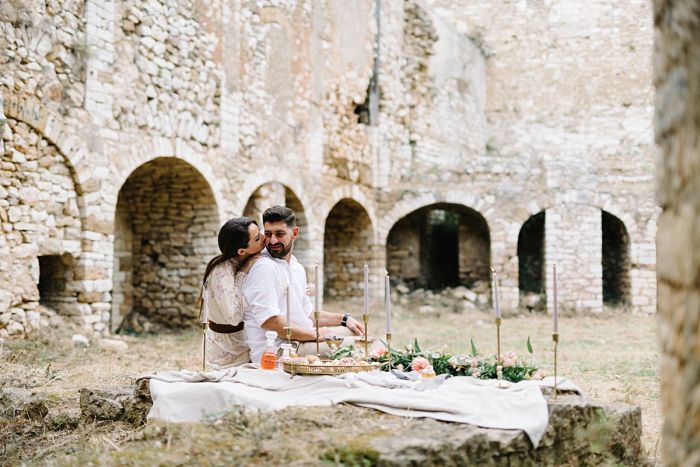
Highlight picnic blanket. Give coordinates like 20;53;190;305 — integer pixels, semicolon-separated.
144;367;580;448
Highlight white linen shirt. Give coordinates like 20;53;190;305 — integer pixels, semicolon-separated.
242;249;313;363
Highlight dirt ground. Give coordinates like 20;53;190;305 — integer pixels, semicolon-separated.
0;304;661;465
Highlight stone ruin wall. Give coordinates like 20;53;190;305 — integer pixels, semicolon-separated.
0;0;658;337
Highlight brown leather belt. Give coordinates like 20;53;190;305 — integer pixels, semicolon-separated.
208;320;245;334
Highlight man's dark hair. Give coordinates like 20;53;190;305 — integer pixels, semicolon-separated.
263;205;296;227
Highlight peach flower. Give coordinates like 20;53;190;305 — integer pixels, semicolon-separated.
411;356;430;372
531;369;546;380
370;347;388;359
502;351;518;368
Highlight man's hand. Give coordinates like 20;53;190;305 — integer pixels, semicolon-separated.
318;327;334;340
345;315;365;335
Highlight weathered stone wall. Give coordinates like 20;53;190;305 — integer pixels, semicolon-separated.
0;119;83;334
654;1;700;465
0;0;659;335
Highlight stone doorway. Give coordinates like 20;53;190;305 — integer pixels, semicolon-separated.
242;183;310;266
112;157;219;331
386;203;490;293
37;254;76;313
518;211;545;310
602;210;630;306
323;199;374;302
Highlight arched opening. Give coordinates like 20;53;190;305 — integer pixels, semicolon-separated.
517;211;545;310
602;210;631;306
38;254;76;311
323;199;374;302
386;203;490;292
242;182;310;265
113;157;219;331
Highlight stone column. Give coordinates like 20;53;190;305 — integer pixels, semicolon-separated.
545;204;603;313
654;1;700;464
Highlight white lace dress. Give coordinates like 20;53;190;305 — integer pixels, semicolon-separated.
203;260;250;368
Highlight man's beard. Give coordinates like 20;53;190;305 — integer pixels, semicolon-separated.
267;240;293;259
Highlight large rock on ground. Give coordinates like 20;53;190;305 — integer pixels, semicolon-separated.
367;395;642;466
79;380;152;425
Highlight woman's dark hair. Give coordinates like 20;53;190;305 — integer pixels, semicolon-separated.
203;217;257;284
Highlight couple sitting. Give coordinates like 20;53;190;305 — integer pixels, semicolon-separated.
202;205;366;368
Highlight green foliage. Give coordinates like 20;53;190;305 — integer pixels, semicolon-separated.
364;339;540;383
527;336;533;354
470;338;478;357
321;443;379;466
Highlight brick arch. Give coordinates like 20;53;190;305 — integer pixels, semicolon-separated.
321;185;378;245
379;191;495;245
108;138;227;225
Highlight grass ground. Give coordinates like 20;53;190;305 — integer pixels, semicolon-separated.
0;304;661;465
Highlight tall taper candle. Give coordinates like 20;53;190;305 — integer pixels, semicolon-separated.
553;264;558;334
385;271;391;333
363;261;369;315
286;284;291;327
491;269;501;318
314;262;320;313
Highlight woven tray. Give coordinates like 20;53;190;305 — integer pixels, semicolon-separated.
282;360;382;375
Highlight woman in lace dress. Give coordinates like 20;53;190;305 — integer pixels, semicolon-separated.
202;217;266;368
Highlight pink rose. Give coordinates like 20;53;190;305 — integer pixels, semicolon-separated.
531;369;546;380
470;358;479;369
502;351;518;368
370;347;388;359
411;356;430;372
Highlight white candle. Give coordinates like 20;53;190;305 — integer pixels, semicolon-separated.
286;284;291;327
314;263;320;313
492;269;501;318
385;272;391;333
363;261;369;315
553;264;558;334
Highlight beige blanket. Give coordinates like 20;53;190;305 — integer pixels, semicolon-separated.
145;367;580;448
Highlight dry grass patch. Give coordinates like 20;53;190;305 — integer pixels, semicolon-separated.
0;305;661;465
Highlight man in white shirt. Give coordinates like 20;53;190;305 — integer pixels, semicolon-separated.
242;205;365;363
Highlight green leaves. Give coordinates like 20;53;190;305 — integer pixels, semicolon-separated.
527;336;533;354
364;339;540;383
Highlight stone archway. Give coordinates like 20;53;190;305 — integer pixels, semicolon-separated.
323;199;374;303
0;117;84;336
602;210;630;307
242;182;311;266
386;203;490;293
517;211;546;310
113;157;219;331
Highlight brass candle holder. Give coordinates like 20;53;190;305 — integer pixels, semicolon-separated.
385;332;392;363
200;320;208;372
284;326;292;346
553;333;559;398
314;311;321;355
495;316;508;387
363;313;369;358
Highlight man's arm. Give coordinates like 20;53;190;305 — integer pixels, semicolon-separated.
260;315;332;341
317;310;365;335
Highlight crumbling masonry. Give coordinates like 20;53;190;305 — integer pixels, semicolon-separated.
0;0;657;335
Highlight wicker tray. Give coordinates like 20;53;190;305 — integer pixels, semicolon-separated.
282;360;382;375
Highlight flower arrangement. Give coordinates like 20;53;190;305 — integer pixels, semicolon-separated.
330;338;544;383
